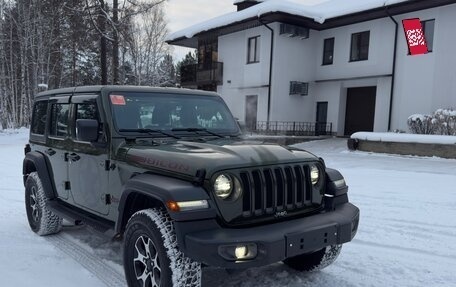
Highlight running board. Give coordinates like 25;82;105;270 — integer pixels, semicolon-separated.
48;199;116;237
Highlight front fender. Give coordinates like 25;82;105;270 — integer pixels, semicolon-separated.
324;168;349;211
116;173;217;232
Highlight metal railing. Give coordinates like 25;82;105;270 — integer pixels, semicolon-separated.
249;121;333;136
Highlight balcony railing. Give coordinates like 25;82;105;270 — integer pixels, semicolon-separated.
249;121;333;136
180;62;223;88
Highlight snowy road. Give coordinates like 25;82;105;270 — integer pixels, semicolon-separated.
1;129;455;287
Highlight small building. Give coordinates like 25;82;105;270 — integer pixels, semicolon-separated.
167;0;456;136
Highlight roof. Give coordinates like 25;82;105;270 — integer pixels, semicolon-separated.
36;86;220;98
167;0;456;47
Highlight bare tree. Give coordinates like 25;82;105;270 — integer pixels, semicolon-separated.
124;4;170;86
0;0;170;128
84;0;167;85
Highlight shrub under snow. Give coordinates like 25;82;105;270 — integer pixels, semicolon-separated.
408;109;456;136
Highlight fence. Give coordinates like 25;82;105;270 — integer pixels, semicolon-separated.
249;121;333;136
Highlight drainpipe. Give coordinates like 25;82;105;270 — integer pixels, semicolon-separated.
385;7;398;131
259;18;274;123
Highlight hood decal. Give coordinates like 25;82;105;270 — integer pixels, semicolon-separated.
128;154;191;173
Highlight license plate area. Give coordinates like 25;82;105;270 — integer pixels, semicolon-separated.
286;224;338;257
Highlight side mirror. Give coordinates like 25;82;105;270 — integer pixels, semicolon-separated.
76;119;99;142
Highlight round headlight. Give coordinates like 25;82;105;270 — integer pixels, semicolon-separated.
310;165;320;185
214;174;233;199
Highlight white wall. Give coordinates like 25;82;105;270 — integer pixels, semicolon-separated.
216;3;456;134
217;25;272;122
391;5;456;131
270;23;317;122
315;18;396;81
314;77;392;136
268;18;396;134
311;18;396;135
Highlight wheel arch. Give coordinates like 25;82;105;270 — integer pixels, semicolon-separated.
116;191;166;235
23;151;56;200
115;173;213;235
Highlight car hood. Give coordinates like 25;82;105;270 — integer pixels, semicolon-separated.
120;139;318;178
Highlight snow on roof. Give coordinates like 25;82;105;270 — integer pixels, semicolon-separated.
167;0;410;41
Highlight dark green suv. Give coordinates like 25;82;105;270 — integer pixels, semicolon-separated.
23;86;359;287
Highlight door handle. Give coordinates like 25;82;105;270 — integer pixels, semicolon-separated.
68;153;81;162
45;148;56;156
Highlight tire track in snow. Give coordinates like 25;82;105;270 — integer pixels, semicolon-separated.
352;239;456;261
46;233;127;287
361;219;456;238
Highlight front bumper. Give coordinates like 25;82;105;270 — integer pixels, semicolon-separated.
174;202;359;269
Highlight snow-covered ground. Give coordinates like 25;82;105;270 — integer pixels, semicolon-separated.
1;130;455;287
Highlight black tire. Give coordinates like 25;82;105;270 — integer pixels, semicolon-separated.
283;245;342;272
123;208;201;287
25;172;62;236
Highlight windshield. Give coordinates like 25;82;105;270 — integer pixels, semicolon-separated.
111;92;240;136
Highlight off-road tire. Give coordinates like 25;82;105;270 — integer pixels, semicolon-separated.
123;208;201;287
25;172;63;236
283;245;342;272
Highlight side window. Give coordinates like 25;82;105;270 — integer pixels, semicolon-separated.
76;102;99;121
49;104;70;138
31;101;48;135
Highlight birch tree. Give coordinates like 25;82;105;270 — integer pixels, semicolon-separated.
0;0;171;128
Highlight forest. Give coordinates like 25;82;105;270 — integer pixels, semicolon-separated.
0;0;196;128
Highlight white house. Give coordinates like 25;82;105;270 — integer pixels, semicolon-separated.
167;0;456;136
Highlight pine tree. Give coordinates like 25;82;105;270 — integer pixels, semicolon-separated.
175;51;197;86
158;54;176;87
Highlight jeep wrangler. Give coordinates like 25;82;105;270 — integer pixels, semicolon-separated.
23;86;359;287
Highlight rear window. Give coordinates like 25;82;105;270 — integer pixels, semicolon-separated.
31;101;48;135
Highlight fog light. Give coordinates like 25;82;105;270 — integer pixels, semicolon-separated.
235;246;248;259
218;243;258;261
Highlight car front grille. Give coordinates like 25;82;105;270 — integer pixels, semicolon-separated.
226;164;322;225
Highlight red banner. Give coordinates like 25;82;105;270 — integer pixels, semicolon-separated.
402;18;428;55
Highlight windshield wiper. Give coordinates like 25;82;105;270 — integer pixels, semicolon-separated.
171;128;225;138
119;128;181;139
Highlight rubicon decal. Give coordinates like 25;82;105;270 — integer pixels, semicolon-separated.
128;154;190;173
402;18;428;55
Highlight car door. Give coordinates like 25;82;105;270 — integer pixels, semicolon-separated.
67;94;110;215
46;95;72;200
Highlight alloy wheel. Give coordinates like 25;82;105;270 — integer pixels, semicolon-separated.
29;186;40;223
133;235;162;287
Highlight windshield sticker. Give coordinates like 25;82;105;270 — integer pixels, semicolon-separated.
110;94;126;105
